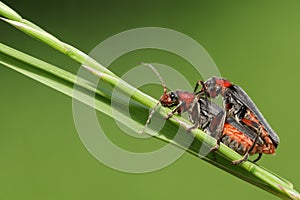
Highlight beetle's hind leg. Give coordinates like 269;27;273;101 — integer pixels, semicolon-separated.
232;127;262;165
252;153;263;163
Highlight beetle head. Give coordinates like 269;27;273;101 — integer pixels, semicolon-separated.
201;76;232;98
159;91;179;108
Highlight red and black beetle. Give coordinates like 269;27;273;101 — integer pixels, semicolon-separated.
195;77;279;164
142;64;279;164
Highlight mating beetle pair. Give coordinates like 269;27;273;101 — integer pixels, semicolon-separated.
143;64;279;165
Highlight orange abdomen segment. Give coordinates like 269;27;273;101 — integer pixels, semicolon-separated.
222;123;276;155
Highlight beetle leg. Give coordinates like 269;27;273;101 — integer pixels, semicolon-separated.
163;102;184;119
186;122;200;133
193;80;204;93
208;109;226;151
252;153;263;163
232;153;250;165
210;138;221;151
209;109;226;138
232;127;262;165
186;99;201;133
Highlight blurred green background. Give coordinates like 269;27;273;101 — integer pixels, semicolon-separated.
1;0;300;199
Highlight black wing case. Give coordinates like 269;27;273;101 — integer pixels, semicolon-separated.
229;85;280;146
200;98;264;145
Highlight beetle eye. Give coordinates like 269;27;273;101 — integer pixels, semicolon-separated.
170;92;177;101
206;80;212;87
205;78;215;87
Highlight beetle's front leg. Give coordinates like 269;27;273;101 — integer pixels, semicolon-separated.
163;102;184;120
193;80;205;93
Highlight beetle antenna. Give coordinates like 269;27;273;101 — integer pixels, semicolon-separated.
142;63;167;95
140;101;160;134
140;63;166;134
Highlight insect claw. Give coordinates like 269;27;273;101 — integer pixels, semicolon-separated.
139;127;146;135
164;112;173;120
186;123;199;133
210;144;220;152
186;127;193;134
209;138;221;152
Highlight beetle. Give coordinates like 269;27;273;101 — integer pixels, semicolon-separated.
198;98;275;164
194;77;279;163
142;64;278;164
